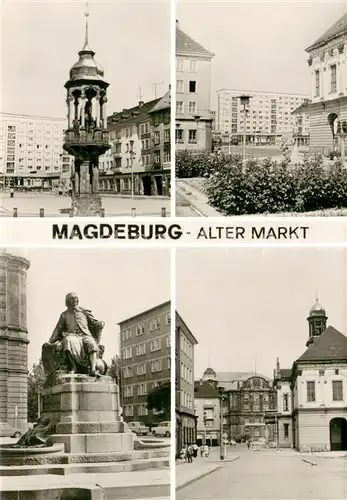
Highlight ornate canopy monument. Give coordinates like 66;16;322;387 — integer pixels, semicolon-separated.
63;4;110;216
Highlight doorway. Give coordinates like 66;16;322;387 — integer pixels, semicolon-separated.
330;418;347;451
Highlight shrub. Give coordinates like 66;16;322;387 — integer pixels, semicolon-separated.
176;150;347;215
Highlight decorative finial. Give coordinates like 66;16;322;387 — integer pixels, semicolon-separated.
84;2;89;45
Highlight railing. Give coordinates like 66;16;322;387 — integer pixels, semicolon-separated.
11;207;168;217
64;129;110;146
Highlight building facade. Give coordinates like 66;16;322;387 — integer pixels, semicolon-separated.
176;20;214;152
0;251;30;430
194;376;220;446
201;368;278;444
99;92;171;196
0;113;73;190
176;312;198;453
303;12;347;154
216;89;310;146
118;301;171;426
273;299;347;452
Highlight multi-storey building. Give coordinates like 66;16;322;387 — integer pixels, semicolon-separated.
0;113;73;190
118;301;171;426
194;378;220;446
99;92;171;196
216;90;310;146
273;298;347;452
302;12;347;154
176;20;214;152
175;312;198;453
201;368;278;444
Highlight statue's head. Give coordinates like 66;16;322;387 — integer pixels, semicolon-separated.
65;292;79;308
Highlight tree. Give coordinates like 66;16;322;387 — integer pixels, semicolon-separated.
108;355;121;386
27;361;45;422
147;380;171;420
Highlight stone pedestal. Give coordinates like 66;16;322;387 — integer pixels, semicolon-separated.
71;193;103;216
41;373;133;454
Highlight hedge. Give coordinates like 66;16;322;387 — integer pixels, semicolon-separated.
176;150;347;215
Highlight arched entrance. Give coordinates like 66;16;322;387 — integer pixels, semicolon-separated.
330;418;347;451
327;113;338;151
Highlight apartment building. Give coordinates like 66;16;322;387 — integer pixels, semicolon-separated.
194;378;220;446
100;92;171;196
175;312;198;453
118;301;171;425
176;20;214;151
216;90;309;146
0;113;73;190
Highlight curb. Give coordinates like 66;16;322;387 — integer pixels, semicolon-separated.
302;458;317;466
176;465;222;491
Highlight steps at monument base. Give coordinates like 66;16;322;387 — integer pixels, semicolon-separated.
0;457;169;476
0;469;170;499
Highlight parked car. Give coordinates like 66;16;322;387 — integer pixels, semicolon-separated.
152;421;171;437
128;421;149;436
0;422;22;438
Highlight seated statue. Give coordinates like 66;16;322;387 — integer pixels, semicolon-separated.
41;292;107;379
15;417;53;448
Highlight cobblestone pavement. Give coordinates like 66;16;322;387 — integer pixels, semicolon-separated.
0;192;170;217
176;449;347;500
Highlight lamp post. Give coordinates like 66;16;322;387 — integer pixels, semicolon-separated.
128;140;135;198
238;95;252;165
218;386;226;460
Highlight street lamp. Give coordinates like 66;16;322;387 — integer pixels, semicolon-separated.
238;95;252;165
218;386;226;460
128;140;135;199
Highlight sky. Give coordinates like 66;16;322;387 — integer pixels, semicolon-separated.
6;247;170;368
177;1;347;104
176;247;347;380
2;0;170;118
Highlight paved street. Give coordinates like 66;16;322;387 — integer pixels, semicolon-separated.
0;192;170;217
177;446;347;500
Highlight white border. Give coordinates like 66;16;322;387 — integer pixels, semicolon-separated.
170;0;177;218
170;247;176;500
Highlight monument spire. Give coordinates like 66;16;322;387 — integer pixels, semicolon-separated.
84;2;89;46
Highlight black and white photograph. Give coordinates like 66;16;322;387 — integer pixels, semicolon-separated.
176;247;347;499
175;2;347;217
1;0;170;217
0;248;171;499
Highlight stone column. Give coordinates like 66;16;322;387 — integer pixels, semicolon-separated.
95;97;101;128
0;252;30;431
102;97;108;129
80;92;86;128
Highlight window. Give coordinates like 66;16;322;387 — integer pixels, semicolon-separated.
189;81;196;93
151;359;162;372
331;64;337;93
136;323;145;336
137;383;147;396
122;347;132;360
188;130;197;143
154;131;160;145
124;405;133;417
124;386;133;397
283;423;289;438
306;381;316;402
177;80;184;92
190;60;198;72
137;363;147;375
164;130;170;143
166;313;171;325
332;380;343;401
123;366;133;378
150;338;161;352
136;343;146;356
164;151;170;163
188;102;197;114
149;317;160;331
175;129;184;143
176;101;184;114
138;404;148;415
176;59;184;72
283;393;289;412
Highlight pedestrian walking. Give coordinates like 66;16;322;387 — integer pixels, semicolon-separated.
187;444;194;463
193;443;198;458
200;445;204;457
203;444;209;457
10;187;14;198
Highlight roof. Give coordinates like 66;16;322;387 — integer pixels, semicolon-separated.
176;312;198;345
279;368;292;379
117;300;170;326
107;98;160;129
176;23;214;58
215;371;270;391
306;13;347;51
148;90;170;113
194;380;218;398
296;326;347;362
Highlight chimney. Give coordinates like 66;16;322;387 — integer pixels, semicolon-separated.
138;101;144;108
176;19;179;29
